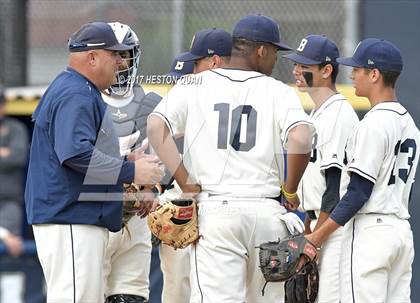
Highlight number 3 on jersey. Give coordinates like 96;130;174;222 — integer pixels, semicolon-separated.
388;138;417;185
214;103;257;151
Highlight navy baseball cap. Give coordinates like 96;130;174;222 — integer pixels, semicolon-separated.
167;52;195;78
283;35;339;65
178;28;232;62
337;38;403;72
232;14;292;51
68;22;132;53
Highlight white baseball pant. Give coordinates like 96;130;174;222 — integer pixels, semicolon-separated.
33;224;109;303
340;214;413;303
103;215;152;299
190;197;289;303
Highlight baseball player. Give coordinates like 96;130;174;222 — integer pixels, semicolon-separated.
306;38;420;303
159;28;232;303
25;22;163;303
148;15;313;302
101;22;162;303
283;34;359;302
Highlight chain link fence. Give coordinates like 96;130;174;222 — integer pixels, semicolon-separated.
27;0;355;85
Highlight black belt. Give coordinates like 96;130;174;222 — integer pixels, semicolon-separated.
307;210;317;220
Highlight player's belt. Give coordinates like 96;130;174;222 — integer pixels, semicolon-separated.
307;210;317;220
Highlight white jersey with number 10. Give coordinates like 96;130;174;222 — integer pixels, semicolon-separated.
152;68;314;198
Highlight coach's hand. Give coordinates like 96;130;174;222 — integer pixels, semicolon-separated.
134;156;164;185
127;141;149;162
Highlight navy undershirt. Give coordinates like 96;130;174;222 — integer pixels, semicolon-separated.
330;172;374;226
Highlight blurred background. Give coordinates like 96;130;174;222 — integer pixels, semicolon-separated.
0;0;419;302
2;0;358;86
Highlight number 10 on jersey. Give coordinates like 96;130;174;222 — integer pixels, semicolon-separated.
214;103;257;152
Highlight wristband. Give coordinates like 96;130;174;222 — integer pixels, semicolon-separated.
281;184;297;200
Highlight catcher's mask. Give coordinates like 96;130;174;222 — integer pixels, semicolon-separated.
104;22;141;98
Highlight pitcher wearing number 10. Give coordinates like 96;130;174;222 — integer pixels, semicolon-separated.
147;15;314;302
306;38;420;303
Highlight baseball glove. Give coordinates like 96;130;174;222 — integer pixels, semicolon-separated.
258;234;318;298
147;198;199;249
285;260;319;303
122;183;143;225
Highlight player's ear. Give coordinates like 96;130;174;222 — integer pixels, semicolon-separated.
370;68;381;83
257;45;266;58
322;64;333;79
213;55;221;68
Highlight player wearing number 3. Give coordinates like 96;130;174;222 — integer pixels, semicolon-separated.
148;15;314;302
306;38;420;303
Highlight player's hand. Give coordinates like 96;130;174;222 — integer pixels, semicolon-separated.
3;233;23;257
305;233;322;250
280;194;300;211
180;183;201;199
278;212;304;235
304;216;312;235
132;187;159;218
134;156;164;185
294;234;320;272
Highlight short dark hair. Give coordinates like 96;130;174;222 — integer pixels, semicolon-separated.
364;68;401;88
381;70;400;88
232;37;263;57
220;56;231;64
318;62;339;83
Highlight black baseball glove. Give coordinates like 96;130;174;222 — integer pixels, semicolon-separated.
258;234;319;301
285;260;318;303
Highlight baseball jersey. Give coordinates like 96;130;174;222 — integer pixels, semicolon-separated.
346;102;420;219
298;94;359;211
152;68;314;198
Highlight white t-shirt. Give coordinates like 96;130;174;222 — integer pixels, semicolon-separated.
152;68;314;198
298;94;359;211
346;102;420;219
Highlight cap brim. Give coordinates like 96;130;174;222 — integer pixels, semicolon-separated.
105;43;133;51
177;52;204;62
336;57;362;67
166;71;184;78
272;41;293;51
283;53;322;65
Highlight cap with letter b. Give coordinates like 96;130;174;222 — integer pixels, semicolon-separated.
177;28;232;62
337;38;403;72
232;14;292;51
68;21;132;52
167;52;195;78
283;34;339;66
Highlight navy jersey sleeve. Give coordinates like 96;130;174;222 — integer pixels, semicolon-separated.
52;93;99;164
330;172;374;226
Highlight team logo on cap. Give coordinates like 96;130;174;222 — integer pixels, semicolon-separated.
297;38;308;52
175;61;185;70
326;56;331;62
368;59;375;65
207;49;214;55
